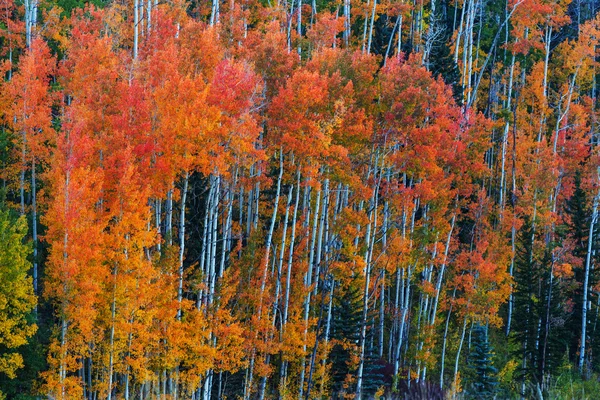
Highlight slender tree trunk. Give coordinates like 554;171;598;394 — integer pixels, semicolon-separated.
579;178;600;371
299;185;321;399
343;0;350;47
366;0;377;54
134;0;139;59
280;170;301;393
177;171;189;320
246;153;284;400
453;316;468;397
32;159;38;299
166;187;173;245
20;133;26;216
356;185;379;399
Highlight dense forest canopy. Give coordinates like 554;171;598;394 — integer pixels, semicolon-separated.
1;0;600;398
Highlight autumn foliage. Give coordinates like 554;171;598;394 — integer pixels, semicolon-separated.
1;0;600;398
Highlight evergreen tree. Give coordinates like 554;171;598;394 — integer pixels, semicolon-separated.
466;324;498;399
563;172;600;368
511;218;542;392
537;247;572;380
329;279;362;397
361;321;386;396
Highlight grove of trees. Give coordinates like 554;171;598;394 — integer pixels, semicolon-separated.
1;0;600;398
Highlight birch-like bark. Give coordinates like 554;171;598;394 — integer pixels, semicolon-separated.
299;186;321;398
384;16;400;64
258;184;293;400
429;214;455;326
246;153;283;399
343;0;350;47
198;181;214;310
147;0;152;31
356;185;379;399
366;0;377;54
360;0;371;53
177;171;189;320
210;0;220;26
24;0;38;48
453;316;468;396
499;53;516;215
32;160;38;298
134;0;139;59
258;154;284;315
297;0;302;56
579;175;600;371
166;187;173;245
280;171;301;393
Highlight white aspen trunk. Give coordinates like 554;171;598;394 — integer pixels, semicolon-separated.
59;318;68;399
397;14;403;57
452;316;468;397
220;177;234;278
287;0;296;51
390;263;401;364
198;181;213;310
313;179;329;298
208;176;220;307
210;0;219;26
246;169;253;237
318;279;335;398
166;187;173;245
134;0;139;59
579;177;600;371
542;26;551;100
464;0;476;104
361;0;371;53
254;180;260;230
506;219;516;336
20;131;26;216
439;300;454;388
297;0;302;56
58;170;70;399
280;171;301;392
299;185;321;399
343;0;350;47
423;0;436;66
258;184;293;400
147;0;151;31
384;16;400;64
499;53;516;215
283;171;301;325
535;26;552;143
124;327;134;400
24;0;31;47
366;0;377;54
275;184;294;306
24;0;38;48
356;187;379;399
379;271;385;358
139;0;144;36
454;0;466;64
430;214;456;326
155;199;162;253
393;267;411;380
32;160;38;299
393;194;417;376
107;271;118;400
177;171;189;320
258;154;283;315
247;154;283;400
553;70;578;154
507;93;518;335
